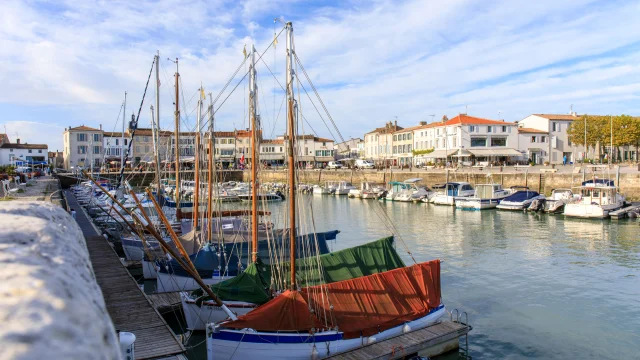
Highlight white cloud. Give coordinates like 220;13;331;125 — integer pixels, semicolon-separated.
1;0;639;148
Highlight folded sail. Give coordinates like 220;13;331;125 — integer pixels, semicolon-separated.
222;260;441;339
192;236;404;305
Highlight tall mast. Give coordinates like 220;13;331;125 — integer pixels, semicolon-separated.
173;58;181;208
193;88;202;230
150;105;161;199
122;91;127;167
285;22;296;290
207;94;215;242
153;52;162;199
249;44;259;262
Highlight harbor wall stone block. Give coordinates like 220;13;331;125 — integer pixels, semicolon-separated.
0;202;121;360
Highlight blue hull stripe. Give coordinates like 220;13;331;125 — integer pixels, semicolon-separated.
213;304;445;344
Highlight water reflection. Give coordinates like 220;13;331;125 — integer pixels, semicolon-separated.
221;195;640;359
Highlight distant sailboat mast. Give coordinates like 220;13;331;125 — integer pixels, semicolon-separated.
151;52;162;199
172;58;181;208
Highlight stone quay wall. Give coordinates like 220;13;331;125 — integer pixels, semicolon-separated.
251;170;640;201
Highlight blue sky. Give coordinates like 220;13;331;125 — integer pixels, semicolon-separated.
1;0;640;152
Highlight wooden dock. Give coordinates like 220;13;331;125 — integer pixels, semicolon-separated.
148;292;183;314
326;320;471;360
66;191;186;359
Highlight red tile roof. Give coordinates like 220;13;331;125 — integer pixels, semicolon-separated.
1;143;48;149
365;124;404;135
262;139;284;144
518;127;548;134
442;114;516;126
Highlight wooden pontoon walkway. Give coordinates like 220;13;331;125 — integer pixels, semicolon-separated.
66;191;185;359
326;320;472;360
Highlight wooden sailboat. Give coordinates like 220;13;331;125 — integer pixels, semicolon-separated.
206;22;446;359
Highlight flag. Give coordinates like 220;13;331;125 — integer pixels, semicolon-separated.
240;153;245;164
243;44;247;59
273;33;278;48
200;86;205;100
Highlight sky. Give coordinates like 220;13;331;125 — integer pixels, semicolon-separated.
1;0;640;152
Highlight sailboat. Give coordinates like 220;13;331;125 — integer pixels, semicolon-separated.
182;236;404;330
206;22;446;360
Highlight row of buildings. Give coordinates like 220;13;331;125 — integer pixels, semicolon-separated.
61;125;336;170
0;133;49;167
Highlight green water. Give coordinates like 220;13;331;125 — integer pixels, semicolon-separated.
175;195;640;359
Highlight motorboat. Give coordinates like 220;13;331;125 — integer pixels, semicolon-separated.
430;182;475;206
383;181;410;201
393;178;433;202
496;187;545;211
456;184;511;210
360;182;386;199
312;181;336;195
564;179;625;219
333;181;357;195
541;189;575;214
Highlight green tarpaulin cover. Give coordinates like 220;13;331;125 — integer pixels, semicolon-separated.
192;236;403;305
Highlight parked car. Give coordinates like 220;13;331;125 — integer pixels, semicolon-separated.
355;159;375;169
327;161;343;170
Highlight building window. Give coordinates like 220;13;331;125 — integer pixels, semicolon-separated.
491;137;507;147
502;126;507;132
436;139;439;148
468;126;475;133
552;122;557;132
407;134;412;140
541;136;547;142
28;149;32;153
452;137;457;147
531;136;537;143
39;150;42;153
77;133;87;141
93;146;100;154
487;126;492;133
115;139;119;146
78;146;87;154
471;138;486;147
93;134;101;142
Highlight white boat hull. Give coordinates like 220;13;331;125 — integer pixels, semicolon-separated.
456;198;500;210
156;271;234;293
181;293;257;330
564;202;624;219
207;305;446;360
431;195;456;206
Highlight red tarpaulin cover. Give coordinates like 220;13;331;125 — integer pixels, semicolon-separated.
223;260;441;339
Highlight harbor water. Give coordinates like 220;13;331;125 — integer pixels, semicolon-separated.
178;195;640;359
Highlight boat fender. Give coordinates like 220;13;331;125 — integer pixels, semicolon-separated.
119;331;136;360
402;323;412;333
367;336;377;344
311;345;319;360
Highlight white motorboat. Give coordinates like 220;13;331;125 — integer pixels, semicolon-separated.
430;182;475;206
312;181;336;194
456;184;511;210
496;187;545;211
333;181;357;195
542;189;575;214
564;179;625;219
393;178;433;202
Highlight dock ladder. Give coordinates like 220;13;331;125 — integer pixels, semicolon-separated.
450;309;472;359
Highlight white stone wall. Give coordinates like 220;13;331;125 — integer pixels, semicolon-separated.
0;202;121;360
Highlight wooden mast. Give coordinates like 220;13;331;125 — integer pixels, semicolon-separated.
249;44;259;262
173;58;181;209
285;22;296;290
207;94;214;242
193;88;202;230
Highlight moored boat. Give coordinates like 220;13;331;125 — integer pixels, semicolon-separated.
430;182;475;206
456;183;511;210
496;187;545;211
564;179;624;219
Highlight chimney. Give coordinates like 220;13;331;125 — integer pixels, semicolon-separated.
16;138;20;144
100;124;102;130
419;121;427;126
394;120;397;127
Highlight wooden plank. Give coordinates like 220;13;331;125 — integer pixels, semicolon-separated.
65;191;185;360
326;321;471;360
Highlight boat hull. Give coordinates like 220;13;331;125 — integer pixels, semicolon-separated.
456;198;501;210
156;271;234;293
142;260;158;279
181;293;257;331
564;202;624;219
206;305;446;360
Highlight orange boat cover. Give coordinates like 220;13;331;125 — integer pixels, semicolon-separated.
223;260;441;339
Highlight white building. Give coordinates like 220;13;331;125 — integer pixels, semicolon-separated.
364;121;402;166
279;134;335;166
335;138;363;160
516;127;550;165
517;113;583;164
0;138;48;167
412;115;521;165
260;139;285;166
63;125;104;169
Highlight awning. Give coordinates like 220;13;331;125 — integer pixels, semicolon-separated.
419;149;457;158
452;149;473;157
528;148;544;152
468;148;522;157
